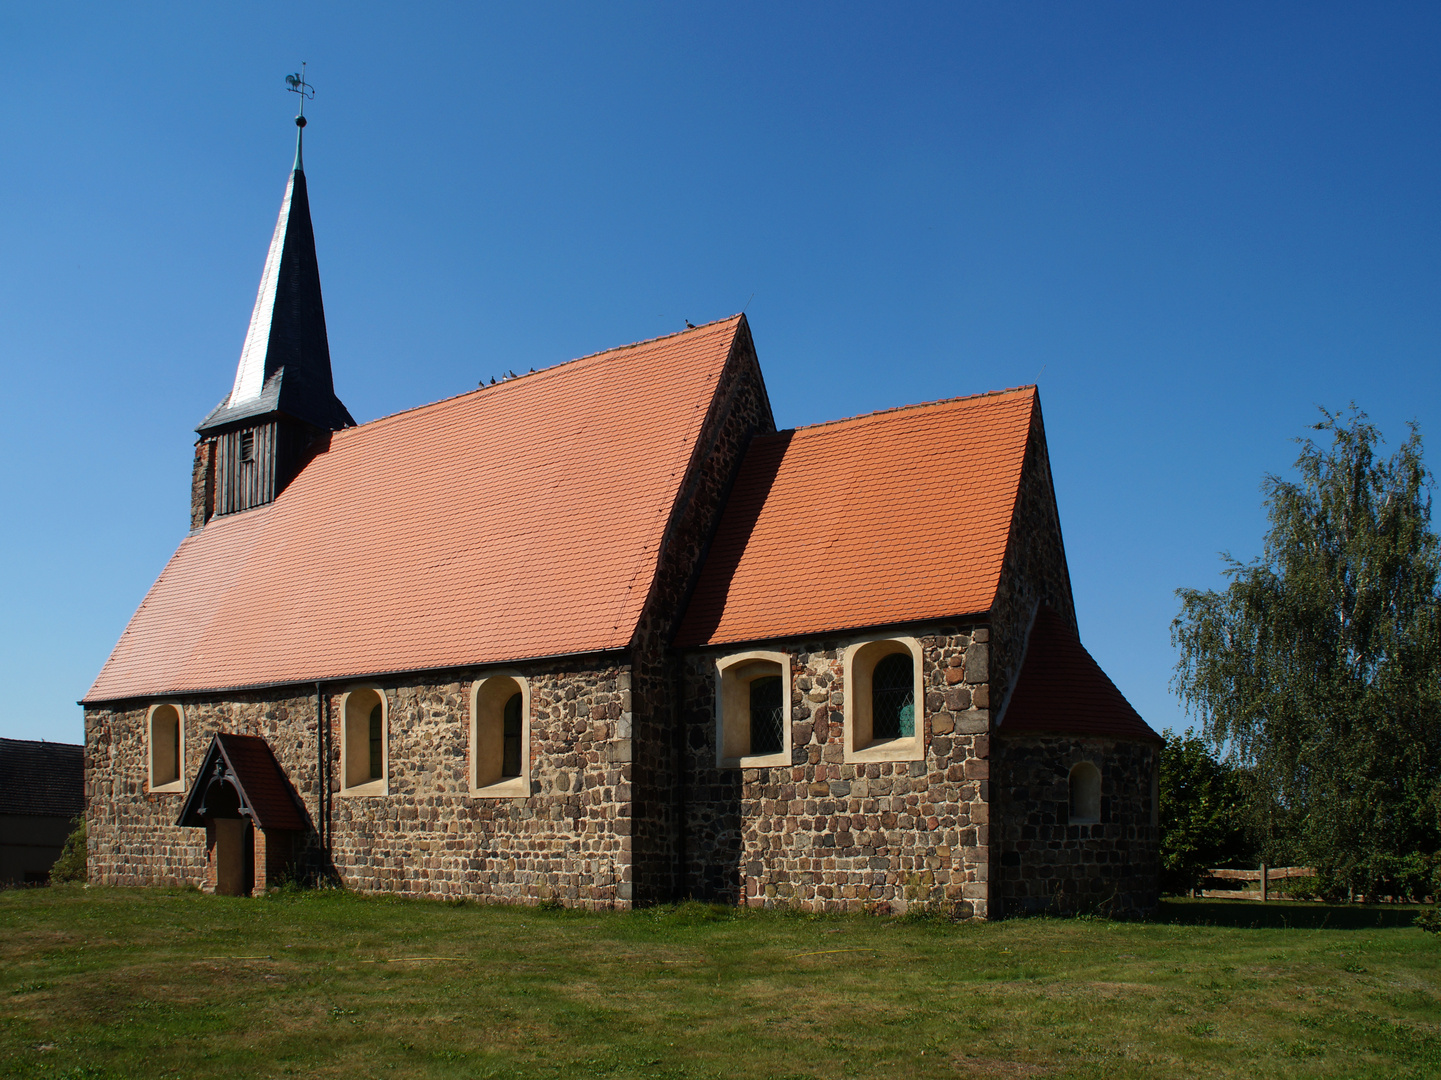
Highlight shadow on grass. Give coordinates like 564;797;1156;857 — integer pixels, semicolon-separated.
1158;898;1427;931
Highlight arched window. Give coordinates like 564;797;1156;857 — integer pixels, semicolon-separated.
472;674;530;796
715;652;791;768
843;638;924;762
1069;761;1101;824
341;687;387;795
147;703;185;793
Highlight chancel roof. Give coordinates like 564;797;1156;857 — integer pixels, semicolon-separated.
86;317;747;702
675;387;1039;647
998;606;1160;743
197;161;354;434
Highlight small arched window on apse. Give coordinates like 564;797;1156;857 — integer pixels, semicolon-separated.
1068;761;1101;825
471;673;530;797
715;651;791;768
341;687;388;795
146;703;185;793
842;637;924;763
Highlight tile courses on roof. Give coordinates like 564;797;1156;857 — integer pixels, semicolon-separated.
0;738;84;817
998;606;1160;743
675;386;1039;648
85;317;747;703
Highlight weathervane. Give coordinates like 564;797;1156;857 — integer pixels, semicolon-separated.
285;63;314;128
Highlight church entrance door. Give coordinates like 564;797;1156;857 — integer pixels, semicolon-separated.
214;818;255;896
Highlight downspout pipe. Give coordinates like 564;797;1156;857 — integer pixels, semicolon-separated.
315;681;328;856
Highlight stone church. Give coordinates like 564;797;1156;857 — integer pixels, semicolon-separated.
83;120;1161;918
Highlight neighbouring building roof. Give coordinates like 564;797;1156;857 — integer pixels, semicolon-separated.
197;150;354;435
85;316;748;703
176;733;309;831
997;606;1160;743
675;386;1038;648
0;738;84;818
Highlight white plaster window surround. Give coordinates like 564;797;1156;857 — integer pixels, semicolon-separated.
470;672;531;798
842;637;925;763
1068;760;1101;824
715;650;792;769
339;686;388;796
146;702;186;793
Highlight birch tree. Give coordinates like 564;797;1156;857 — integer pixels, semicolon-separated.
1172;410;1441;897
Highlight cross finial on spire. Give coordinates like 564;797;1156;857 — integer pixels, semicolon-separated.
285;63;314;172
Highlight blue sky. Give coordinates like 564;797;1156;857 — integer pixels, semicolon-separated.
2;3;1438;743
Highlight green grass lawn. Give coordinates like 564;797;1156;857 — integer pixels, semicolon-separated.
0;887;1437;1079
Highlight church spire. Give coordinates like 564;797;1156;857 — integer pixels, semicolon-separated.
197;69;352;436
191;74;353;525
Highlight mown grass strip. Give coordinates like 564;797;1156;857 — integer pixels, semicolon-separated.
0;888;1436;1079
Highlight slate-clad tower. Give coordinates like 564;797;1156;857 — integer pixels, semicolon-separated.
191;117;354;528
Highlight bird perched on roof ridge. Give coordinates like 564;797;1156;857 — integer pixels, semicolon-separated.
685;319;696;329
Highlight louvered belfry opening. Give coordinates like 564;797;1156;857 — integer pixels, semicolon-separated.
208;420;324;516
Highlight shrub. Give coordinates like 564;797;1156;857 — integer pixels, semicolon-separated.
49;817;87;884
1160;731;1255;894
1414;907;1440;934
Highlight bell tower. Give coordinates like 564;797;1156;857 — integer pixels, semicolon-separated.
191;71;354;528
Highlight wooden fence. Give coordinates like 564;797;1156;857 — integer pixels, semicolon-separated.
1195;865;1316;901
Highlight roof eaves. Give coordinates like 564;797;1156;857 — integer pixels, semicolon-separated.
80;644;634;707
681;608;995;653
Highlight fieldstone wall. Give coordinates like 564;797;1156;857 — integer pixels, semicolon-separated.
85;702;210;888
994;735;1159;919
189;440;215;531
680;622;994;916
629;319;776;904
989;401;1075;716
85;655;638;908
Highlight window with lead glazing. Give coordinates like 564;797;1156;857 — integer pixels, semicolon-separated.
715;652;791;767
871;653;916;740
502;692;522;778
748;675;784;755
842;637;923;762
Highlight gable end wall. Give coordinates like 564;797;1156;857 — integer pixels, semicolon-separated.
989;403;1075;718
628;321;776;904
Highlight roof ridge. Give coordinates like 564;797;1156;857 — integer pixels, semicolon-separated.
331;315;745;436
781;384;1036;436
0;736;83;750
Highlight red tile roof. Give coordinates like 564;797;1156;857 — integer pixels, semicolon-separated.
674;387;1038;647
86;317;746;702
998;606;1160;743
